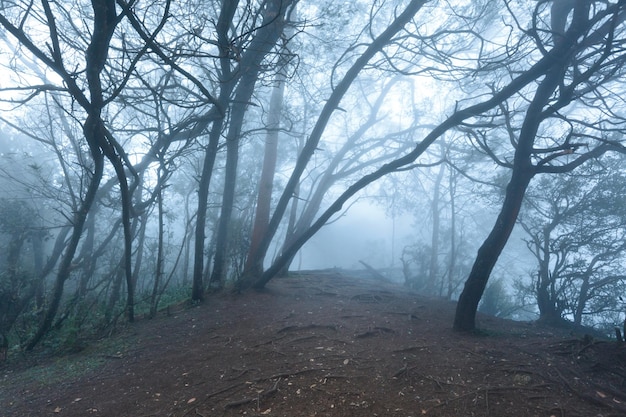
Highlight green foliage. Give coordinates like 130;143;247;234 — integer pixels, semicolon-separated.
133;284;192;319
0;199;32;235
0;199;42;356
479;278;516;319
520;155;626;329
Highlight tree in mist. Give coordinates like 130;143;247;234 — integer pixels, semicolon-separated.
243;4;296;279
267;76;418;278
2;0;626;354
519;156;626;328
395;152;478;300
241;0;430;290
0;199;42;357
205;0;296;291
0;0;135;349
454;1;626;331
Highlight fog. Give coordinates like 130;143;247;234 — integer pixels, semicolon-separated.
297;202;411;271
2;0;626;354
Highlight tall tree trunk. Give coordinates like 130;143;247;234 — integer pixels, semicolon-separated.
453;59;568;331
192;119;224;301
452;168;534;331
191;0;239;301
446;170;457;300
150;179;165;318
427;164;445;295
209;0;294;288
244;64;287;278
208;124;241;289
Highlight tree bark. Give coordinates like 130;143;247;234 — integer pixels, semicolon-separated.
209;0;294;288
244;59;287;278
191;119;224;301
452;0;601;331
191;0;239;301
453;61;569;331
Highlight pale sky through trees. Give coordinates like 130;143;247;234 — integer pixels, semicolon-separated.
1;0;626;352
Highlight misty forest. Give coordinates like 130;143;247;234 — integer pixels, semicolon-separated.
3;0;626;415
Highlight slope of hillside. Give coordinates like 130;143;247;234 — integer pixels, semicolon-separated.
2;271;626;416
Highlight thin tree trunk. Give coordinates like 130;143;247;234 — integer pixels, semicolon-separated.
77;208;97;297
427;164;445;295
446;170;457;300
191;0;240;301
536;226;559;322
209;0;294;288
276;182;300;277
192;120;224;301
150;182;165;318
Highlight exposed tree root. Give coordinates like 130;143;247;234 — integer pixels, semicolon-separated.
223;378;281;410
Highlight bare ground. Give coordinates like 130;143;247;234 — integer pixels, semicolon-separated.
2;271;626;417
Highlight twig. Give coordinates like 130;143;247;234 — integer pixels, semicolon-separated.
223;378;281;410
277;324;337;333
392;363;408;378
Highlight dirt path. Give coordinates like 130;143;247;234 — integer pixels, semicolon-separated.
2;271;626;416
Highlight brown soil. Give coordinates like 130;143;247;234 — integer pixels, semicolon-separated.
2;271;626;417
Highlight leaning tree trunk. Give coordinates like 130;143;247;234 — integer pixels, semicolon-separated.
242;0;429;291
452;167;534;331
452;59;568;331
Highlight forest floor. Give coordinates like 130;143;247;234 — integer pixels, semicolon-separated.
2;270;626;417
